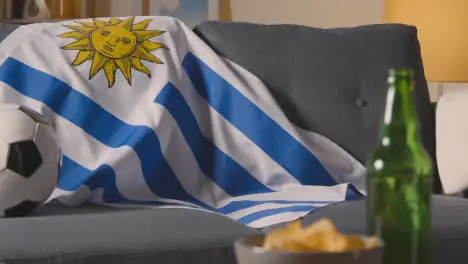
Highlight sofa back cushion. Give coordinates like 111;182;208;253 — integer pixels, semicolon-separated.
193;22;437;177
0;23;20;42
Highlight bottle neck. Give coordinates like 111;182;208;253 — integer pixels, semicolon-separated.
380;71;420;145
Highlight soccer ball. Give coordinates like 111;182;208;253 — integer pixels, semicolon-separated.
0;103;60;217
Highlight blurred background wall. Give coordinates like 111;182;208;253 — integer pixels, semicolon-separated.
107;0;453;101
0;0;461;101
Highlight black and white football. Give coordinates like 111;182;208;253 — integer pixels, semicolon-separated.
0;103;60;217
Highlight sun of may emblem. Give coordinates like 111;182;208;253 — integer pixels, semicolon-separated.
58;17;168;88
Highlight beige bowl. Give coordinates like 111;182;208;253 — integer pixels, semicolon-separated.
234;235;383;264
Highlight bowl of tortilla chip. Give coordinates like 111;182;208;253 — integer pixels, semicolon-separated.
234;218;383;264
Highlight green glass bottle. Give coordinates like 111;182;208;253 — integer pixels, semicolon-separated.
367;69;433;264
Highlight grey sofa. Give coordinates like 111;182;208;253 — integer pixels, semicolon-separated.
0;21;443;263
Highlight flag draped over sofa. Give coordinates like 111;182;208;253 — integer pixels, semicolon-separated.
0;16;365;228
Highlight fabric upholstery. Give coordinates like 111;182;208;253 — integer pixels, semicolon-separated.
0;21;443;263
0;23;20;42
193;22;441;192
0;203;258;263
298;196;468;264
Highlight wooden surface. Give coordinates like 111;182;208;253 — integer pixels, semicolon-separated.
86;0;110;17
0;18;68;24
219;0;232;21
45;0;82;18
142;0;150;16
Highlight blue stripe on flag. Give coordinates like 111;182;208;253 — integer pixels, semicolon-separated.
237;205;319;225
154;82;273;196
58;156;92;191
345;184;363;200
0;57;208;209
60;155;128;203
60;155;197;207
217;200;332;215
182;53;336;187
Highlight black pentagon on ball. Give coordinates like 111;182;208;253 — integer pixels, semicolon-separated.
4;200;40;217
7;141;42;178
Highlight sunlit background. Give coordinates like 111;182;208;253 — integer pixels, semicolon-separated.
0;0;466;101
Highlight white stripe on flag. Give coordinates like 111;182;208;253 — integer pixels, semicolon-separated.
185;44;365;186
0;84;201;208
295;127;366;193
226;202;328;220
151;103;230;206
5;29;237;207
219;183;348;206
248;211;314;229
216;184;346;225
172;71;301;191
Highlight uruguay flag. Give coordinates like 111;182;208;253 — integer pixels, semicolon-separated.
0;16;365;228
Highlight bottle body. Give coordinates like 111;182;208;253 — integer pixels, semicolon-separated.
367;69;433;264
367;152;432;264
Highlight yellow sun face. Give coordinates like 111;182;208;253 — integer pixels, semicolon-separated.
58;17;169;88
90;26;137;59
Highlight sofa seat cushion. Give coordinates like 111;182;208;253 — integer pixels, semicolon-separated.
299;196;468;264
0;203;258;263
